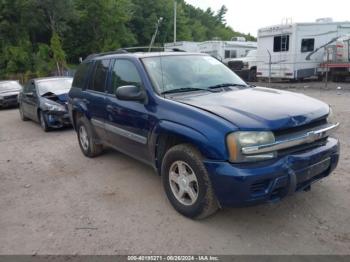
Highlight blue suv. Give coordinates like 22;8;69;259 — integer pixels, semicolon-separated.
68;51;339;219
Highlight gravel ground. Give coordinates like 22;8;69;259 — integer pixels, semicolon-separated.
0;81;349;255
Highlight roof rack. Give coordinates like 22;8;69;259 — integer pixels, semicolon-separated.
84;49;128;61
84;46;188;61
84;46;166;61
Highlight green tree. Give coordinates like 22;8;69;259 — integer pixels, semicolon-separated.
50;32;66;75
0;0;256;79
216;5;228;24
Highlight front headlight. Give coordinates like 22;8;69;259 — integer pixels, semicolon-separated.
226;131;276;162
327;107;334;124
43;99;66;112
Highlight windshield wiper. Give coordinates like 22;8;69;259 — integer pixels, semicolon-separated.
207;83;249;89
161;87;218;95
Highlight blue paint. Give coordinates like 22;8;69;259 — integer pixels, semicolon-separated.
68;53;340;207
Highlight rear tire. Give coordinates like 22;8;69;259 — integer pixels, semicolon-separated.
76;117;103;158
161;144;219;219
248;68;257;82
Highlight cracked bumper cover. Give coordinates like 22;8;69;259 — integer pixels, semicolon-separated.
204;137;339;207
45;112;71;128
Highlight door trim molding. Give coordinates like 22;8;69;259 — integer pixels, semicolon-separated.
91;118;147;145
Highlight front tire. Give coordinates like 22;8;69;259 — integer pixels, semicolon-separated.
39;111;50;132
76;117;103;158
161;144;219;219
19;104;29;121
248;68;257;82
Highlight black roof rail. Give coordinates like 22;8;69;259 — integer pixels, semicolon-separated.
84;46;182;61
121;46;164;52
85;49;128;61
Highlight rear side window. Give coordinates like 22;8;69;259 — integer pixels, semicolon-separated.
108;59;142;94
72;62;91;89
88;59;110;92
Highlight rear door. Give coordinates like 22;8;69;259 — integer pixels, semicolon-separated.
104;58;151;162
83;59;110;141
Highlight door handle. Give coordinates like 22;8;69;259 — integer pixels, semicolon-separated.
106;105;113;111
106;104;119;113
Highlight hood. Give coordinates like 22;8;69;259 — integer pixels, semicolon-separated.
0;88;20;95
174;87;329;131
0;90;20;96
41;92;68;104
56;93;68;103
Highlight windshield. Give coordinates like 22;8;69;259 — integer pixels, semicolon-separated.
37;78;73;96
142;55;247;94
0;81;22;92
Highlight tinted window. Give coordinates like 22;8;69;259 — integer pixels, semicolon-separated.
301;38;315;52
72;62;91;89
24;81;35;93
109;59;142;94
273;35;289;52
88;59;110;92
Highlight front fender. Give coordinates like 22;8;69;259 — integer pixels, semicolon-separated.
68;98;90;130
149;120;226;163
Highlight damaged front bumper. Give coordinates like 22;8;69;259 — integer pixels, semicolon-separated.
204;137;339;207
44;111;71;128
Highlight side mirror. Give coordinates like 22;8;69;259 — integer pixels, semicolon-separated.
24;92;34;97
116;85;146;102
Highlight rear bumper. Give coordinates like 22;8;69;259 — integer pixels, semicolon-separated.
204;137;340;207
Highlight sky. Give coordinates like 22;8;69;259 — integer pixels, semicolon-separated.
184;0;350;36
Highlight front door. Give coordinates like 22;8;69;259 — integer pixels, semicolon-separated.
22;80;38;120
105;59;151;162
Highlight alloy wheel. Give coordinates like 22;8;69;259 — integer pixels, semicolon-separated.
79;125;89;151
169;160;199;206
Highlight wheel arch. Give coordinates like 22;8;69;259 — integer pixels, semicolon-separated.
70;102;89;131
150;120;223;175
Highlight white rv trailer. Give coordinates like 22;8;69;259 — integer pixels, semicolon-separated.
256;19;350;80
198;38;257;64
164;41;200;52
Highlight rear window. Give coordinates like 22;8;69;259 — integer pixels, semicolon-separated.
88;60;110;93
72;62;91;89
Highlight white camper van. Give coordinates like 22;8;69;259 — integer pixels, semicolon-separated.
256;19;350;80
198;37;257;64
164;41;200;52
